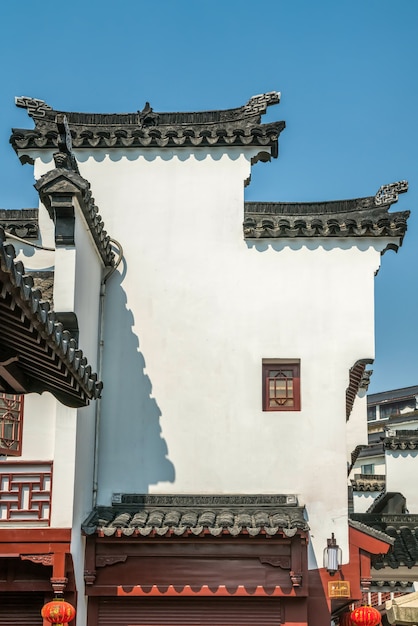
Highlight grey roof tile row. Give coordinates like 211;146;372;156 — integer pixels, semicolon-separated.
83;505;309;538
243;185;409;242
11;93;285;157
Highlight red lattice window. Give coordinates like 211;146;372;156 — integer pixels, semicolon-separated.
262;361;300;411
0;394;24;456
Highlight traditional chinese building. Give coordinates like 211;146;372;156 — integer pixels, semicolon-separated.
1;92;411;625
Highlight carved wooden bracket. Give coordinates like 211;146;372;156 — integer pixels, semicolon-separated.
51;577;68;595
96;555;127;568
259;556;291;569
20;553;53;566
289;571;302;587
84;570;97;586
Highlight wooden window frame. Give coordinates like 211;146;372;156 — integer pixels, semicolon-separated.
262;360;301;412
0;393;24;456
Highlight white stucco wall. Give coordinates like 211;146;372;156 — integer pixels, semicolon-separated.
386;450;418;512
352;492;381;513
346;393;369;464
28;146;393;570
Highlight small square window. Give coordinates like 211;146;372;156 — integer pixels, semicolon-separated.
361;464;374;475
0;394;24;456
262;360;301;411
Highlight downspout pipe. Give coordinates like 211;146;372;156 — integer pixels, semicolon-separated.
92;238;123;507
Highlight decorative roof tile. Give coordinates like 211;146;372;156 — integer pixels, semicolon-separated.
11;93;285;158
243;182;409;244
0;228;102;406
0;209;38;239
82;494;309;538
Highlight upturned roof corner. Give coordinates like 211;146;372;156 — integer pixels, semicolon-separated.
244;181;410;248
11;92;285;157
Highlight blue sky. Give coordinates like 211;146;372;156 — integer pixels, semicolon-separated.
0;0;416;393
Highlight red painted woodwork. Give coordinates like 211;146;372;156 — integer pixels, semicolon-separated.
86;534;308;599
262;361;301;411
0;393;24;455
117;584;285;597
0;527;71;542
85;531;309;624
0;528;74;595
307;525;392;625
0;461;52;522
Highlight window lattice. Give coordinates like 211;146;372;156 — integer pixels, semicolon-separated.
0;394;23;456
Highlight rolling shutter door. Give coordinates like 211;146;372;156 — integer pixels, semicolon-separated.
0;593;44;626
97;597;282;625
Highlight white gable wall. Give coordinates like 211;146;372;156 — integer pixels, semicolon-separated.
31;147;389;569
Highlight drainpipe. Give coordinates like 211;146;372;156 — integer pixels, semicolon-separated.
92;238;123;507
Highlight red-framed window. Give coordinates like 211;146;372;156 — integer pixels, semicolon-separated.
0;394;24;456
262;361;301;411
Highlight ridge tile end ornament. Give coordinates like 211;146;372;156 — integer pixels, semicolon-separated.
244;91;281;116
15;96;52;119
375;180;408;206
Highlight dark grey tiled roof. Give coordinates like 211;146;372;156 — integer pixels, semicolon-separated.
351;514;418;569
0;209;38;239
82;494;309;538
11;93;285;157
348;519;395;545
0;228;102;406
351;474;386;492
384;429;418;450
367;385;418;406
243;182;409;244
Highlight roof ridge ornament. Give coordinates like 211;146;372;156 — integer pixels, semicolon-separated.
137;101;159;128
53;114;80;174
15;96;52;119
375;180;408;206
244;91;281;117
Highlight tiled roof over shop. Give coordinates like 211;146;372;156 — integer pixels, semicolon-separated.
82;494;309;538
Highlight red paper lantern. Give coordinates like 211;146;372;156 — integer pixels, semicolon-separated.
41;599;76;625
350;605;381;626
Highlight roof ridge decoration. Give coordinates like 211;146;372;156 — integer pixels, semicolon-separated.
11;92;285;160
244;181;410;247
35;169;114;267
0;227;102;406
15;96;53;119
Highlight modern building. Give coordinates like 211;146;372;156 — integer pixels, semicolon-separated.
0;92;411;625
